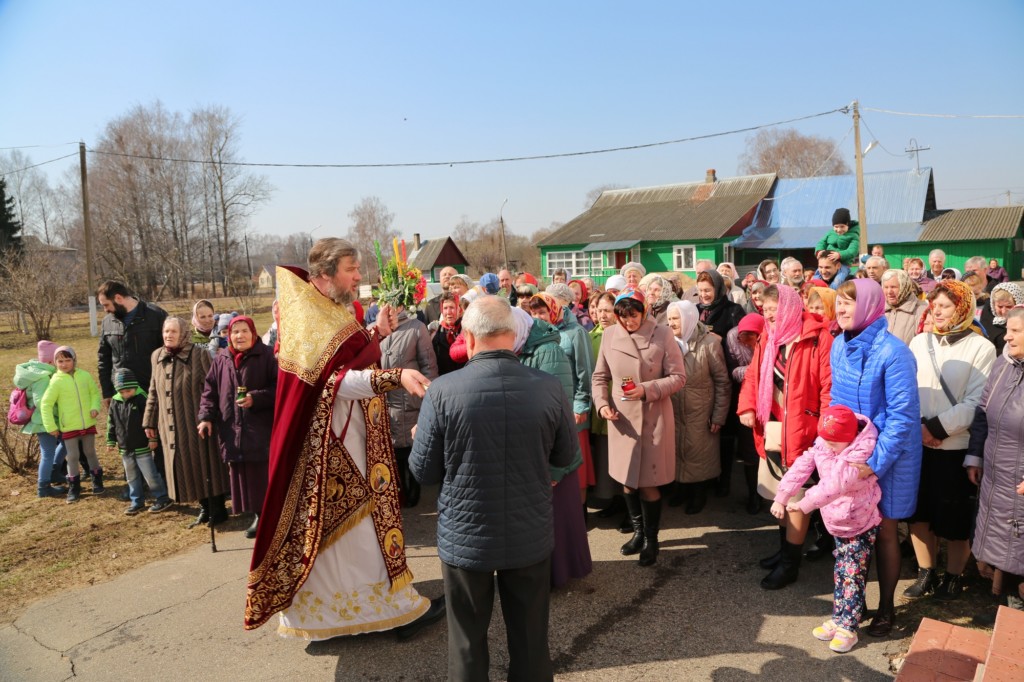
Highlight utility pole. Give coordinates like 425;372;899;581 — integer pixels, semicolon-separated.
79;142;98;336
852;101;868;258
499;198;509;270
905;138;931;174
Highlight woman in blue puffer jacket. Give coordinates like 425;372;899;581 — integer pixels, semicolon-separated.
830;278;921;638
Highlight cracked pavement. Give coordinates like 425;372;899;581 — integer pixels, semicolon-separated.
0;484;901;680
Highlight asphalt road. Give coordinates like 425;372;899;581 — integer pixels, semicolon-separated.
0;482;901;681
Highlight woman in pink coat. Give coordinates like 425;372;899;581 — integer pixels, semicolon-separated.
592;289;685;566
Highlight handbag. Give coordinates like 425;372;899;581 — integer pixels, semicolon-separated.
764;420;783;454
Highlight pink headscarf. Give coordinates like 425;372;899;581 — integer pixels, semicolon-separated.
849;279;885;332
756;284;805;425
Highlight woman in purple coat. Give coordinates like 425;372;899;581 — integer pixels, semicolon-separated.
198;316;278;538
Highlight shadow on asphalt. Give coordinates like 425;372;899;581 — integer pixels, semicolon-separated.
293;487;896;681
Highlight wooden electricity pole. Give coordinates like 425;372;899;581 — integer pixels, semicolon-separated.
852;101;868;258
79;142;98;336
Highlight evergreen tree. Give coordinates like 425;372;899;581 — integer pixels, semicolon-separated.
0;177;23;254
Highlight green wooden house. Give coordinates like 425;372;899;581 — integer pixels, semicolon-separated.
537;170;776;281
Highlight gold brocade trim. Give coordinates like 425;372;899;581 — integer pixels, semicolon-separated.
370;368;403;394
275;266;361;385
277;594;429;641
245;365;414;630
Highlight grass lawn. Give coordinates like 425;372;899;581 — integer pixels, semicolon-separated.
0;296;273;624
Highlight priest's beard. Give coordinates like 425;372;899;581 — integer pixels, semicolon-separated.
326;282;355;306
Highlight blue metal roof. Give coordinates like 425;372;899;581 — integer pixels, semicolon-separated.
733;168;934;249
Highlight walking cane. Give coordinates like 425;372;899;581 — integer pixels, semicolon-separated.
200;432;218;553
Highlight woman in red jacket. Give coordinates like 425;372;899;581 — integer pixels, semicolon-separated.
738;284;834;589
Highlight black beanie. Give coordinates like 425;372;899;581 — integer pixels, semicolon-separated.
832;208;851;226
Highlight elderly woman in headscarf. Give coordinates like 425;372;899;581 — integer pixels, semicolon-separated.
981;283;1024;355
530;289;596;503
638;273;677;325
829;278;922;637
805;286;840;337
666;300;730;515
967;307;1024;616
198;316;278;538
512;307;592;587
757;259;781;285
620;262;646;289
694;269;746;346
190;299;215;345
904;280;996;601
906;257;936;294
881;269;928;345
717;262;748;306
144;316;231;527
592;289;685;566
744;279;769;316
568;279;595;331
737;284;834;590
588;292;627;527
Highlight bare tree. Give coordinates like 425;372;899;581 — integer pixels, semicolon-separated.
346;196;398;282
584;183;628;210
737;128;851;178
0;247;81;340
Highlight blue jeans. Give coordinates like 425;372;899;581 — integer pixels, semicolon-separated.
37;432;67;488
122;452;170;506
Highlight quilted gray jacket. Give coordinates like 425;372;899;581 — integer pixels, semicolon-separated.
409;350;576;572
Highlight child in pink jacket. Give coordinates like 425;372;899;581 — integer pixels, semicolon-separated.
771;405;881;654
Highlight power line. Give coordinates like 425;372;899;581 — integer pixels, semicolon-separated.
858;116;906;157
760;125;854;202
943;190;1022;206
0;152;79;178
85;106;849;169
0;142;79;151
863;107;1024;119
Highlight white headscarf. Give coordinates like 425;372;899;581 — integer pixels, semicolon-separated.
511;307;534;354
667;300;699;355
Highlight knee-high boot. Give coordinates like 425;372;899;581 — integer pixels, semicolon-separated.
638;497;662;567
760;526;787;569
620;492;644;556
761;540;802;590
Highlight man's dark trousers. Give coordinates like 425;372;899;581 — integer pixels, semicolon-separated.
441;557;553;682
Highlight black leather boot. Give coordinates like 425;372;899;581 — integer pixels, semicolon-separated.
685;481;707;515
638;497;662;567
760;526;787;569
189;499;210;528
761;540;802;590
620;492;644;556
245;514;259;539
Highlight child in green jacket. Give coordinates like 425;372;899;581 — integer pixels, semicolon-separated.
40;345;104;503
814;208;861;266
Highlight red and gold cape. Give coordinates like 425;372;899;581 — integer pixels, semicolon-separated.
244;266;410;630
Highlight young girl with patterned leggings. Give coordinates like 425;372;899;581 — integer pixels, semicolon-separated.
771;405;882;653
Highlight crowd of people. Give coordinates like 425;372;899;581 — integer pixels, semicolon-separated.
12;218;1022;677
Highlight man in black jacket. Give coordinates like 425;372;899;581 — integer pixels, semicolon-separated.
96;281;168;409
409;296;576;682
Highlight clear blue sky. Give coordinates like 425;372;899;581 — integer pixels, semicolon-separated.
2;1;1022;242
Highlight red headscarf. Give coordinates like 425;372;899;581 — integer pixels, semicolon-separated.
568;279;589;307
228;316;259;369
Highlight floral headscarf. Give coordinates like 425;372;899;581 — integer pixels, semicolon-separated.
807;286;838;335
880;269;920;308
931;279;980;337
990;283;1024;326
756;284;805;424
666;300;698;356
534;292;565;325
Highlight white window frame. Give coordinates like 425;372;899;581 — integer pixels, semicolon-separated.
672;244;696;271
546;251;599;277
